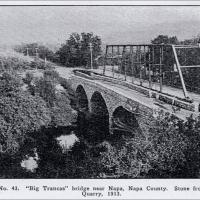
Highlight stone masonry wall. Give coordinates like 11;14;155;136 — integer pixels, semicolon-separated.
69;75;155;133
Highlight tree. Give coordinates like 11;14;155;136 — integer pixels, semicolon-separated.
37;45;56;62
56;33;81;67
151;35;179;45
56;32;102;67
149;35;180;86
79;32;102;67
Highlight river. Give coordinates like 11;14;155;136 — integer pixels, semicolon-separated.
16;108;116;178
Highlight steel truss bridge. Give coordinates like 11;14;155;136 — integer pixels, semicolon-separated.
101;44;200;106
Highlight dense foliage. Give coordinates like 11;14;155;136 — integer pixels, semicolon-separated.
30;59;55;70
0;72;51;155
0;54;31;72
97;112;200;178
24;70;76;126
0;50;55;73
0;51;75;157
151;35;179;45
56;32;102;67
11;110;200;179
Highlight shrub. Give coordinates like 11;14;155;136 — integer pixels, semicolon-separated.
99;111;200;178
99;139;146;178
23;72;34;85
44;70;60;83
0;56;31;72
181;115;200;177
0;72;23;95
34;77;57;107
0;91;51;155
30;60;54;70
51;92;77;127
147;111;187;177
59;77;76;107
28;72;76;126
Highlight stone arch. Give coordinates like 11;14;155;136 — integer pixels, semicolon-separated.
91;91;109;116
76;85;89;112
111;106;139;134
90;91;110;138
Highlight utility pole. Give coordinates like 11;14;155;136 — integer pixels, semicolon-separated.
35;48;39;70
44;57;47;68
26;48;29;56
89;43;93;69
35;48;39;58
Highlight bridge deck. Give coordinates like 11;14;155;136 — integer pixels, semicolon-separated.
93;66;200;103
93;78;194;119
55;66;196;119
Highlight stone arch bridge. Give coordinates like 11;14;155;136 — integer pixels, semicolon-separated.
67;69;197;134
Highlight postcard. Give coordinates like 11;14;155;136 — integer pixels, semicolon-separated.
0;0;200;199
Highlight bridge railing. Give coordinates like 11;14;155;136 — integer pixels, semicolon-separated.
102;44;200;101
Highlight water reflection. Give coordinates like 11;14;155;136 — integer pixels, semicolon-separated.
19;111;113;177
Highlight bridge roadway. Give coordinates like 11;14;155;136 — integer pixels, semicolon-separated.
95;66;200;102
55;66;195;120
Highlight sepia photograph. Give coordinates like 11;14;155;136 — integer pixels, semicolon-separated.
1;1;200;181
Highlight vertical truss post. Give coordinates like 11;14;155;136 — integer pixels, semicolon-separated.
139;46;142;86
152;46;155;83
124;46;127;81
172;45;189;98
130;46;134;83
111;46;114;77
133;47;136;83
103;45;108;75
136;46;139;80
184;47;186;64
168;46;172;85
148;46;152;89
144;46;146;79
159;46;163;92
120;46;126;80
117;46;120;78
134;47;137;83
120;47;123;75
128;46;132;80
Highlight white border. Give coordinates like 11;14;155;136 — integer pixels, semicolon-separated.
1;179;200;199
0;1;199;6
1;1;200;200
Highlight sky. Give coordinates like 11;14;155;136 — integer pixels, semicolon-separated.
0;6;200;48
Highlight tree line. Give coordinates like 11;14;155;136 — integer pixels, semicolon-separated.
15;33;200;68
15;32;102;68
